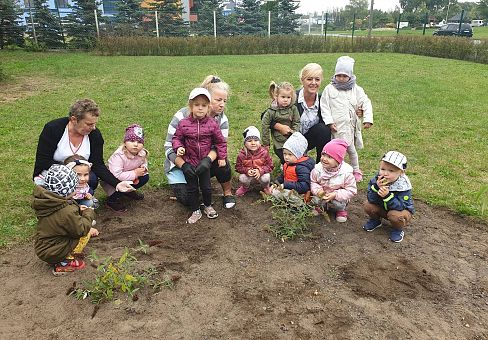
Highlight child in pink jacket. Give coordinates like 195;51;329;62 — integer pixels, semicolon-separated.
310;138;357;222
102;124;149;203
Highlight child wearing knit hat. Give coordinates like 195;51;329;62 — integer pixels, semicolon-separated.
310;139;357;222
33;164;99;275
320;55;374;183
271;132;315;198
102;124;149;207
235;126;274;196
363;151;415;243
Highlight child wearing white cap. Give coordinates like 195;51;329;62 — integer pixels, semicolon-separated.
172;88;227;224
363;151;415;243
320;56;373;182
235;126;274;196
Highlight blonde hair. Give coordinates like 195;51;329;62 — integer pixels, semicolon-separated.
299;63;323;80
200;75;230;96
268;81;297;104
188;95;211;117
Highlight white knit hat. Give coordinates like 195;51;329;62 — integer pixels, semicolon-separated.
382;151;407;170
243;126;260;142
283;132;308;159
43;164;79;197
335;56;355;77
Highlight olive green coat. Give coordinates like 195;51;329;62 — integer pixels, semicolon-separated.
32;186;95;264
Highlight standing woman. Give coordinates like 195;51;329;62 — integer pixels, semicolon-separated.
33;99;134;211
272;63;331;163
164;75;236;209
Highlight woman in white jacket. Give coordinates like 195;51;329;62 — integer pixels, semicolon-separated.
320;56;373;182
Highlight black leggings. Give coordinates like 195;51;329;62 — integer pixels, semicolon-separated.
304;122;332;163
186;169;212;212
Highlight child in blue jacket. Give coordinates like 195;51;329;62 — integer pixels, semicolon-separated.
363;151;414;243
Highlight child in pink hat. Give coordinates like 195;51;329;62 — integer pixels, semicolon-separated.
310;138;357;222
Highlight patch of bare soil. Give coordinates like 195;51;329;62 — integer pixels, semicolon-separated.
0;187;487;339
0;76;58;103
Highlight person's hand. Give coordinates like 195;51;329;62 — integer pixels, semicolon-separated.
217;159;226;167
274;123;292;136
116;181;135;192
356;107;364;118
85;192;93;200
176;147;185;156
378;186;390;198
79;205;88;211
134;166;146;177
181;162;197;179
377;175;389;187
196;156;212;175
89;227;99;237
323;192;337;202
253;168;261;180
363;122;372;129
247;169;255;177
317;190;325;199
329;123;337;132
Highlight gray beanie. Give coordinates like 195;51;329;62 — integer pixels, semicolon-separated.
283;132;308;159
43;164;79;197
335;56;355;77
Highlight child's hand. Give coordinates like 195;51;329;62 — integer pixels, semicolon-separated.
377;175;389;187
79;205;89;211
89;227;99;237
247;169;255;177
253;169;261;180
378;186;390;198
323;192;337;202
85;192;93;200
363;122;372;129
218;159;226;167
328;123;337;132
317;190;325;199
176;147;186;156
356;107;364;118
134;166;146;177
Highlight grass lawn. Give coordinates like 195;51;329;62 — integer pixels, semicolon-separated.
0;50;487;247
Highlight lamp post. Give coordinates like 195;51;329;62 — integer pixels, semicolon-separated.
445;0;451;23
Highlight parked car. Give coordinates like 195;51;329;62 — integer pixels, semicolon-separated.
433;23;473;37
471;19;484;27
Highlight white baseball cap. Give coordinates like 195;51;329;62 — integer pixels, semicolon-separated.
189;87;211;101
382;151;407;170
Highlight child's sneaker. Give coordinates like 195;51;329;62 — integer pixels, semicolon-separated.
187;210;202;224
52;259;86;276
92;197;100;209
363;218;382;232
336;210;348;223
235;185;249;197
353;169;363;182
262;185;272;195
389;229;405;243
203;205;218;219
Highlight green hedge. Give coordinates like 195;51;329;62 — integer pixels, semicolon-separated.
96;35;488;64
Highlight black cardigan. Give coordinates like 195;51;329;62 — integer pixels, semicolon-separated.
33;117;120;188
295;89;324;124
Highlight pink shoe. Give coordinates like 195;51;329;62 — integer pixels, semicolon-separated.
262;185;272;195
353;169;363;182
336;210;348;223
235;185;249;197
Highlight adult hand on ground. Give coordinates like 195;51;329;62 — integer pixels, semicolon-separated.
196;156;212;175
181;162;197;180
116;181;135;192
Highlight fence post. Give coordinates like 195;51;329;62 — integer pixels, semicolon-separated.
351;13;356;45
325;12;328;42
308;13;311;35
94;9;100;39
423;12;428;35
458;10;465;35
155;11;159;38
367;0;374;38
27;0;38;45
268;11;271;38
213;11;217;39
397;13;402;35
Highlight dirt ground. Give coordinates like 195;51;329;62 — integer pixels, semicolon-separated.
1;185;487;340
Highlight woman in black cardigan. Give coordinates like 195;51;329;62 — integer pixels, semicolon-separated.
33;99;134;211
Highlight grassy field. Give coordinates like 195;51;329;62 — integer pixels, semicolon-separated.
0;50;487;247
302;25;488;39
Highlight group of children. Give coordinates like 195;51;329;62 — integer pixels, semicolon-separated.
32;55;414;275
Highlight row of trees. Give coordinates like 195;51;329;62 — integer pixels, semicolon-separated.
0;0;302;49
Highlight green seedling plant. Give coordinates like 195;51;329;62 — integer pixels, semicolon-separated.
134;239;150;255
71;248;172;305
476;184;488;216
261;188;314;241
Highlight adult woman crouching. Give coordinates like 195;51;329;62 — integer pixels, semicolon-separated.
164;75;236;209
272;63;332;163
33;99;134;211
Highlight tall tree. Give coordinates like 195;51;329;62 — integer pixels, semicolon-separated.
193;0;225;36
0;0;24;48
478;0;488;19
26;0;64;48
235;0;265;35
65;0;101;48
146;0;188;36
275;0;300;34
111;0;145;36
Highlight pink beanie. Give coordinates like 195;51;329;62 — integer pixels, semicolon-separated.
322;139;349;164
124;124;144;144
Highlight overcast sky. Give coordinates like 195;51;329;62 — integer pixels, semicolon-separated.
296;0;479;14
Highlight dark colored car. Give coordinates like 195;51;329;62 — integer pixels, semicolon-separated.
433;23;473;37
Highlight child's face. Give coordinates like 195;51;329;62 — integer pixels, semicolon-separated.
283;149;298;164
125;140;144;155
73;164;90;186
335;74;350;83
190;95;210;119
320;153;339;169
276;89;293;108
379;161;403;184
244;138;261;152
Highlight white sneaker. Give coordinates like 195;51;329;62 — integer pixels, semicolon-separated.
187;210;202;224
